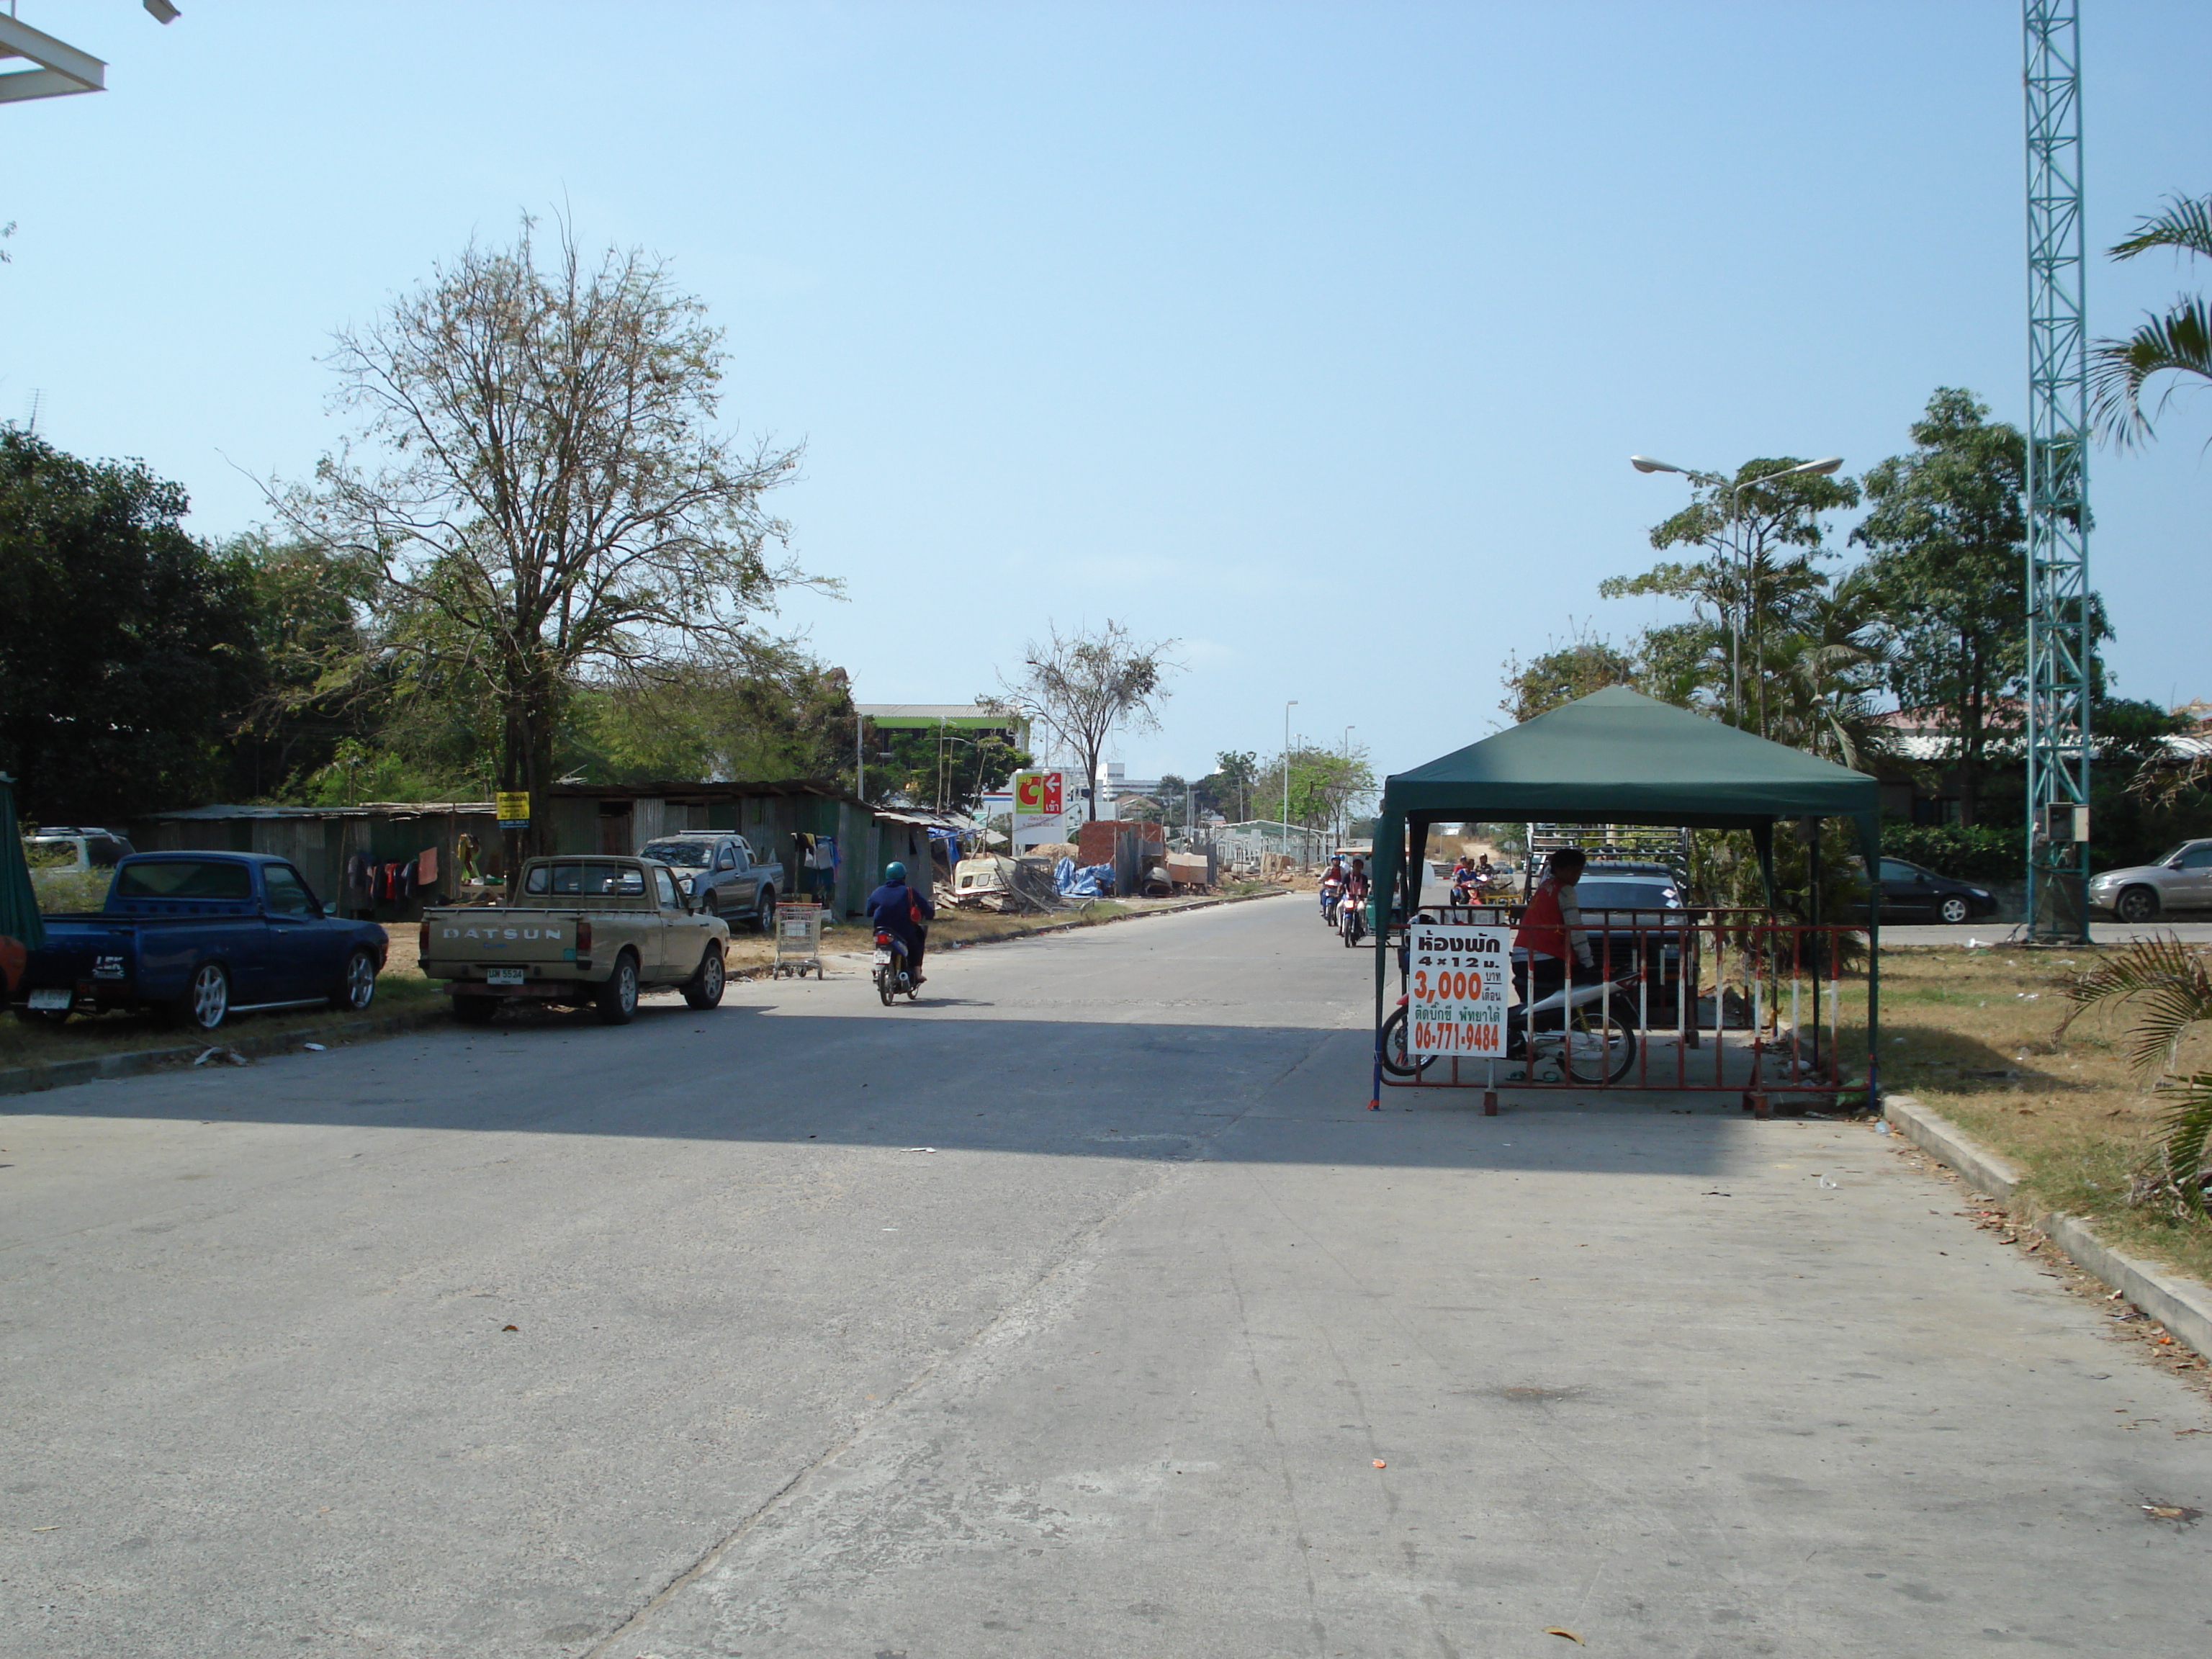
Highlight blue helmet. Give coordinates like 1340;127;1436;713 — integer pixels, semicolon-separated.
885;860;907;882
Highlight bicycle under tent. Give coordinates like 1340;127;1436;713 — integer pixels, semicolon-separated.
1367;688;1884;1118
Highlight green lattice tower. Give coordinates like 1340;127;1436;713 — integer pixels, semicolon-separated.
2023;0;2093;942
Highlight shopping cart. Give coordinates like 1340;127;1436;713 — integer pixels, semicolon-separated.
770;902;825;979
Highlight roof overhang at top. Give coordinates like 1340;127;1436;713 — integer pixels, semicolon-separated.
0;14;106;104
144;801;497;822
547;779;861;806
1379;688;1879;832
856;703;1026;731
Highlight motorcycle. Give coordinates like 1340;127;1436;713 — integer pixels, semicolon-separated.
1339;889;1368;947
872;930;919;1005
1377;968;1640;1084
1319;876;1344;926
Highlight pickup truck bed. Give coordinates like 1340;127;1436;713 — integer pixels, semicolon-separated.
417;856;730;1027
13;852;389;1031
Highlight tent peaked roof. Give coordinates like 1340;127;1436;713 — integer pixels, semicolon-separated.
1382;686;1876;828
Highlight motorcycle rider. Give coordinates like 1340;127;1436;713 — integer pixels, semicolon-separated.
1512;848;1593;1022
866;860;936;986
1320;853;1347;919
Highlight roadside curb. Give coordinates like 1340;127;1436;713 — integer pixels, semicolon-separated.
1884;1092;2212;1364
0;1005;453;1104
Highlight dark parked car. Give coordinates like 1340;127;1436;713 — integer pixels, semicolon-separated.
12;853;389;1031
1856;857;1997;925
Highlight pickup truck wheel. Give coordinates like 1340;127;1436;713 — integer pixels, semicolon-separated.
451;995;498;1026
755;888;777;933
595;950;641;1025
683;944;726;1010
174;961;230;1032
331;948;378;1012
702;892;721;919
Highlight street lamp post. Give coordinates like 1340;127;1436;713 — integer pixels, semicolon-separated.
1341;725;1356;846
1282;700;1298;870
1630;454;1843;732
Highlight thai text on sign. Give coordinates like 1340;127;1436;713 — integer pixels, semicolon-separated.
1011;770;1064;834
1407;923;1511;1056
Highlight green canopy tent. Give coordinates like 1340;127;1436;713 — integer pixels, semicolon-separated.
1;773;45;953
1370;688;1881;1100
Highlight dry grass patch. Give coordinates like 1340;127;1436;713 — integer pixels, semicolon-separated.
1862;944;2212;1287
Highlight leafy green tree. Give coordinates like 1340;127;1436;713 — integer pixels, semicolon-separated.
1603;459;1859;737
1851;390;2027;824
1202;750;1259;821
2091;193;2212;446
1252;744;1376;837
862;721;1029;813
1498;632;1638;724
0;427;264;824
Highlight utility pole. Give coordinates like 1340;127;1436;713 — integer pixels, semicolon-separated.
1282;701;1298;871
2023;0;2093;943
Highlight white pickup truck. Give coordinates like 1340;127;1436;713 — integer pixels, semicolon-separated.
417;856;729;1025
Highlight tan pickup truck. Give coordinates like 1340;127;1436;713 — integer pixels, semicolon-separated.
417;856;729;1025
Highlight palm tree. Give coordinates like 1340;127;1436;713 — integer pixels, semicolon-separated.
2059;938;2212;1213
2090;193;2212;447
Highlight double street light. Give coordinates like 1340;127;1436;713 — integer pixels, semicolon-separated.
1629;454;1844;732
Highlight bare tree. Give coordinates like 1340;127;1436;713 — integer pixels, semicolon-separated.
282;216;816;858
989;620;1178;823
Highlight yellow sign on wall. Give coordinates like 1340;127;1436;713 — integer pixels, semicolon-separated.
495;791;530;827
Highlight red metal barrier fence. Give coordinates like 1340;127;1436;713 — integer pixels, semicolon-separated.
1377;905;1872;1118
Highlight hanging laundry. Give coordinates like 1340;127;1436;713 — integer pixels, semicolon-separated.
456;834;480;883
416;845;439;887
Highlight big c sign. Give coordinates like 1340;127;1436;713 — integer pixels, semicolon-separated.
1011;770;1064;833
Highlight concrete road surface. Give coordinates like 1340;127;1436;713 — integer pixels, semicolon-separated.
4;897;2208;1658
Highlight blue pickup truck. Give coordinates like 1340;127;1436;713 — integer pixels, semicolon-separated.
12;852;389;1032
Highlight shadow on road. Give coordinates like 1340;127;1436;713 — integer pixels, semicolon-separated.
8;997;1754;1178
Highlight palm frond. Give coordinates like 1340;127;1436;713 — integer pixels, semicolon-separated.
2155;1072;2212;1213
2108;194;2212;263
2089;297;2212;447
2058;935;2212;1081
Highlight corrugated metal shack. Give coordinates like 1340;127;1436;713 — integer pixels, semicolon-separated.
135;783;968;924
134;801;498;922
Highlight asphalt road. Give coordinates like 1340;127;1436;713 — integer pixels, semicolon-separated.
4;896;2208;1658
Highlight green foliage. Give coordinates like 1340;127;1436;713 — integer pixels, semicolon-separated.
1195;750;1260;820
863;719;1028;812
1251;744;1376;835
2091;193;2212;448
1498;631;1636;724
1878;820;2024;883
1852;390;2028;824
2059;938;2212;1211
0;426;266;824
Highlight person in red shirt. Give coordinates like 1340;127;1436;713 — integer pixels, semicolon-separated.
1512;848;1594;1019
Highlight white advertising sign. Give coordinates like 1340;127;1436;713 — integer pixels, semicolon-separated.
1406;922;1512;1058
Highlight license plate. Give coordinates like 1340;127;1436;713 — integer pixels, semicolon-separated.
27;988;71;1011
872;951;891;966
485;968;526;986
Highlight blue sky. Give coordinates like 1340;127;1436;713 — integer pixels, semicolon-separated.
5;1;2208;786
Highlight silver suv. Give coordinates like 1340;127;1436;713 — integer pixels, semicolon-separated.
2088;839;2212;922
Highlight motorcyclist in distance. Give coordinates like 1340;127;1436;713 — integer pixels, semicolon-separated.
866;860;936;986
